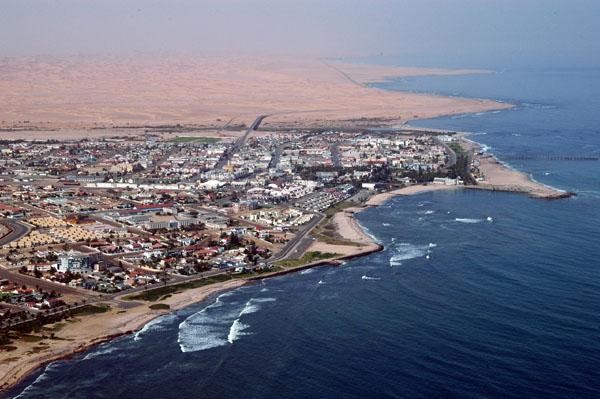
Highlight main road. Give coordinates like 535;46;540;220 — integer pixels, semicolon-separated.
0;219;30;247
215;115;267;169
268;212;325;263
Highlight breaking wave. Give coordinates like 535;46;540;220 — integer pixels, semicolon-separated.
455;218;483;224
178;295;276;352
356;220;381;244
418;209;435;215
134;314;178;342
83;344;120;360
227;319;249;343
361;275;381;281
13;363;63;398
454;217;493;224
389;242;435;266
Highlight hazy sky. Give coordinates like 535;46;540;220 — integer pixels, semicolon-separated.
2;0;599;67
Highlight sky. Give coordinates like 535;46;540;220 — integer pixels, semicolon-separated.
1;0;599;68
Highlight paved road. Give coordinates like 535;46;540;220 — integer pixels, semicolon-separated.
435;138;457;168
215;115;267;169
330;143;342;167
268;140;291;169
269;212;325;262
0;266;92;296
0;219;30;247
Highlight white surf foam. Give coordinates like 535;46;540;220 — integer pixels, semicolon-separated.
178;296;275;352
134;314;178;342
361;275;381;281
83;344;119;360
389;242;434;266
252;297;277;303
356;220;381;244
227;319;250;344
455;218;483;224
13;362;64;398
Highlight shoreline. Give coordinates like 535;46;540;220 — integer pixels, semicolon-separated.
1;134;572;395
0;279;247;394
460;135;574;199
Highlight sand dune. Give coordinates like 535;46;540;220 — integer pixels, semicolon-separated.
0;56;509;131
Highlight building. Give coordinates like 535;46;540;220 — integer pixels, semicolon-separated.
58;251;93;274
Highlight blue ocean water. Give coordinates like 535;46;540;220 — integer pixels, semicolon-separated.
8;68;600;398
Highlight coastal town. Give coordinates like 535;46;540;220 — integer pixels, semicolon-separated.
0;126;456;312
0;122;570;336
0;58;572;393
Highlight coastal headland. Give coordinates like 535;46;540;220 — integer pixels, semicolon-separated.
0;57;570;394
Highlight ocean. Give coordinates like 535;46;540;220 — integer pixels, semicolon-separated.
8;67;600;398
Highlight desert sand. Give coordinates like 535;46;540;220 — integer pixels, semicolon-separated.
0;56;510;133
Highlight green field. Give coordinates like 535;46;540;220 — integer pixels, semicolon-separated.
168;136;221;144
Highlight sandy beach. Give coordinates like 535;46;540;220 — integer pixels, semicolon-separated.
306;184;459;261
364;184;461;206
460;136;571;199
0;279;246;393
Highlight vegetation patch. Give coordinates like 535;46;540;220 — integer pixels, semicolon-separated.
71;304;111;316
19;334;44;343
311;203;363;247
0;345;17;352
43;322;66;332
29;344;50;354
448;142;476;184
124;274;232;302
149;303;170;310
276;251;341;268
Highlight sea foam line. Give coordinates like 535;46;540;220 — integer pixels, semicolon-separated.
178;296;276;352
389;242;436;266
